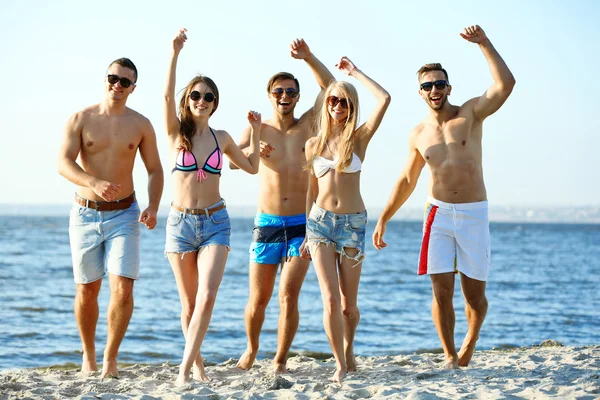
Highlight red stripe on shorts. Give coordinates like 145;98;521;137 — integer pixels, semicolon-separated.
418;205;438;275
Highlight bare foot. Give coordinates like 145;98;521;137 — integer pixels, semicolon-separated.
458;345;476;367
101;359;119;379
443;357;459;369
236;348;257;370
81;355;97;374
273;362;288;375
345;348;357;372
192;355;209;382
175;372;191;386
331;368;347;384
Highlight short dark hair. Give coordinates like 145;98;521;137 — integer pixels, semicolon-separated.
108;58;138;83
416;63;448;82
267;72;300;93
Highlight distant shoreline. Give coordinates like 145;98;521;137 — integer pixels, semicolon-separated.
1;203;599;224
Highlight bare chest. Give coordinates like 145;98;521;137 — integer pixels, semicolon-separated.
418;118;480;168
82;115;142;156
262;126;309;167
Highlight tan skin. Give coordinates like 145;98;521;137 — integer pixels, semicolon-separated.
373;25;515;369
57;64;164;378
302;57;391;384
165;29;261;386
230;38;335;374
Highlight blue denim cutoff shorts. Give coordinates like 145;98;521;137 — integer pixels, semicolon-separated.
165;199;231;255
306;203;367;262
69;200;141;284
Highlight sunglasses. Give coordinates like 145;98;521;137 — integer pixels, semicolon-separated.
106;74;135;88
327;96;350;109
271;88;299;98
189;91;216;102
420;80;448;91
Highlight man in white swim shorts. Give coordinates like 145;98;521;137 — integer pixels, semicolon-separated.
372;25;515;369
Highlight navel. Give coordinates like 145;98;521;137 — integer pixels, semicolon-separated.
462;140;466;146
425;156;430;160
302;147;305;153
86;141;93;147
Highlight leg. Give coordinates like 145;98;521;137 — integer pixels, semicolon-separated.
430;273;458;369
338;249;362;372
176;245;229;385
237;262;278;370
74;280;102;373
273;256;310;373
311;243;347;383
168;252;206;380
457;273;487;366
102;274;134;378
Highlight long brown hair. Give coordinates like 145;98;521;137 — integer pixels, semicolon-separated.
177;75;220;151
306;81;359;173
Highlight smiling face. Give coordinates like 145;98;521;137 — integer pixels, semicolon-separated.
105;64;136;102
269;78;300;116
187;82;216;118
327;88;351;124
419;70;451;111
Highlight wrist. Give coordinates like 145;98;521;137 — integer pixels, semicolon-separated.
349;67;360;77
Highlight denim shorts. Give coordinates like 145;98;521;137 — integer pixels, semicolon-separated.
164;200;231;255
306;203;367;262
69;201;141;284
249;213;306;264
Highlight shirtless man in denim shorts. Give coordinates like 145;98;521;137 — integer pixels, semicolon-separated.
58;58;163;378
373;25;515;369
231;39;334;374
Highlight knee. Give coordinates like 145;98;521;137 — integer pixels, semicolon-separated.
323;295;342;315
342;304;360;320
76;285;100;303
432;286;454;306
279;293;299;313
465;294;488;313
110;281;133;302
197;291;218;311
248;294;270;314
180;300;195;320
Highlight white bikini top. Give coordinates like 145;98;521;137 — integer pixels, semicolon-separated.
313;153;362;178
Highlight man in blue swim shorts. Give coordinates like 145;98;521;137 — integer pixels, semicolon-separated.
58;58;164;378
231;39;334;374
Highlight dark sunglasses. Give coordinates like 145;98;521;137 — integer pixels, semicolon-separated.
271;87;299;98
327;96;350;109
106;74;135;88
420;80;448;91
189;91;216;102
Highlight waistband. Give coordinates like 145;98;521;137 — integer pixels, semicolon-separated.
427;197;488;211
171;199;226;217
254;212;306;227
75;192;136;211
310;203;367;219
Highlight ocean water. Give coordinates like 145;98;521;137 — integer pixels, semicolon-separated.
0;215;599;371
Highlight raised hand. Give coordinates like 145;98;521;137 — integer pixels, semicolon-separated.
91;179;121;202
139;207;158;230
173;28;187;53
460;25;488;44
247;110;262;130
372;221;388;250
335;56;358;76
290;38;312;60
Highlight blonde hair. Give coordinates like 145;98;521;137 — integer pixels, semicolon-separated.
306;81;359;173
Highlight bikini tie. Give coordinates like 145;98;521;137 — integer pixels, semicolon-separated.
196;170;208;182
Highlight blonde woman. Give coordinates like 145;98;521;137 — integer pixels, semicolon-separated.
164;28;261;385
302;57;390;383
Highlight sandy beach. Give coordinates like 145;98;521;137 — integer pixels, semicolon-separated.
1;341;598;399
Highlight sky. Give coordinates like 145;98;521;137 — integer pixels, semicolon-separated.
0;0;598;211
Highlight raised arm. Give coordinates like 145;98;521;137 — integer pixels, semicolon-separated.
228;125;274;170
164;28;187;136
223;111;262;174
337;57;391;144
57;111;122;201
291;39;336;119
372;129;426;250
461;25;516;120
137;118;164;230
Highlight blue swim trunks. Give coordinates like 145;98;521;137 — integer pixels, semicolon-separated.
249;213;306;264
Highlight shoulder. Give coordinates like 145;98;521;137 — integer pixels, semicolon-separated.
305;136;318;150
213;128;233;142
67;105;97;129
458;97;479;115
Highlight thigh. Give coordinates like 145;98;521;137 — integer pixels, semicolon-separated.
419;210;456;276
338;254;362;308
69;205;104;284
168;252;200;305
279;257;310;299
248;262;278;302
196;245;229;294
455;208;490;281
104;206;141;280
336;212;367;262
460;273;487;303
311;243;341;300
